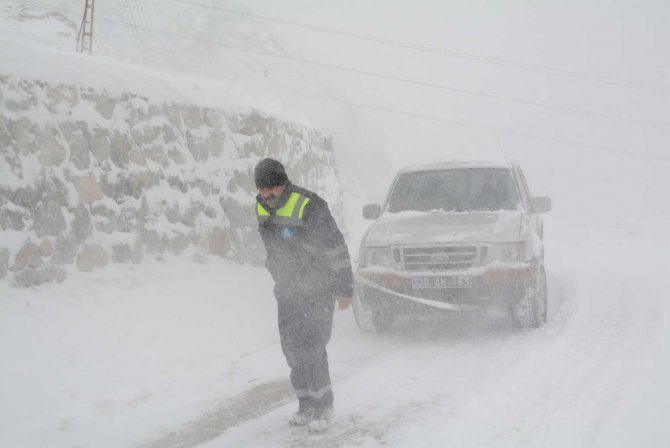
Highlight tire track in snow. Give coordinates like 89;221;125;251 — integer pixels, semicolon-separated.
146;271;575;448
140;378;293;448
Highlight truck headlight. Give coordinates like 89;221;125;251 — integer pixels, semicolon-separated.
490;243;527;262
360;247;391;267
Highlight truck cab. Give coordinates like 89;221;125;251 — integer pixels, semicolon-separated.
353;160;552;332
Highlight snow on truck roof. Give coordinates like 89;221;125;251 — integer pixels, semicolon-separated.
398;159;515;174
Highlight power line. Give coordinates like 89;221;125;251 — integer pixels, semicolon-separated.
18;0;670;131
118;0;143;42
134;0;151;42
336;99;670;162
7;5;670;160
1;33;667;163
226;48;670;131
0;28;65;48
127;0;149;43
176;0;670;95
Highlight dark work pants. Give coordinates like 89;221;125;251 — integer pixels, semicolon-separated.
276;293;335;413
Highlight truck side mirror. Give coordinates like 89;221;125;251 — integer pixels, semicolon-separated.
363;203;381;220
530;197;552;214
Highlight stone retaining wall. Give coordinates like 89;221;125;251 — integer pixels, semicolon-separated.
0;75;344;286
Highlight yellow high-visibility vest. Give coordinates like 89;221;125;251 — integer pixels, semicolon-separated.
256;192;310;226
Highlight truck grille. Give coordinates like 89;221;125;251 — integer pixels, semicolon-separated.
402;246;479;271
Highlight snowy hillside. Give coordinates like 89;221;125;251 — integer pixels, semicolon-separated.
1;0;670;447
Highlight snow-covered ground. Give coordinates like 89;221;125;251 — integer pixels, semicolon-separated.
2;0;670;446
1;219;668;447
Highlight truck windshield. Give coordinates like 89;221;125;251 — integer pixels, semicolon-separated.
387;168;520;212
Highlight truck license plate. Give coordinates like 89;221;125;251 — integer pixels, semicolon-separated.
411;275;472;289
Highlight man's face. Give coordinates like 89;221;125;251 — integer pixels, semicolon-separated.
259;185;285;209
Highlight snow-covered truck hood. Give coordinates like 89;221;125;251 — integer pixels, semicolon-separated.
363;210;524;247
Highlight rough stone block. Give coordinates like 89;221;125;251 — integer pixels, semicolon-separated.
5;96;36;113
46;84;78;109
10;187;42;210
76;244;109;272
68;132;91;169
209;130;226;157
111;243;132;263
232;169;256;193
110;130;131;168
204;207;217;219
221;197;248;227
204;110;223;130
243;138;265;157
0;118;13;147
8;118;36;155
33;201;66;237
83;93;117;119
39;239;53;257
136;197;149;221
38;126;67;166
91;204;117;234
140;229;165;254
167;233;191;254
166;206;182;224
39;177;69;207
0;247;8;267
162;125;178;143
13;242;43;270
0;247;9;280
237;111;267;136
196;180;211;196
181;204;203;227
91;128;111;162
100;175;130;202
129;149;146;166
70;206;92;243
144;146;169;167
182;105;202;128
208;227;231;257
186;131;209;162
167;148;185;164
130;127;144;146
117;207;136;233
13;266;66;287
73;175;103;205
131;239;143;264
52;237;77;265
0;209;25;231
164;105;182;129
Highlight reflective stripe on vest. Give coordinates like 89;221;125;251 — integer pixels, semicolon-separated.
257;192;311;226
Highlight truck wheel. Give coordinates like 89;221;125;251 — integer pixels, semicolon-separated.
513;266;548;328
353;286;396;334
371;307;396;333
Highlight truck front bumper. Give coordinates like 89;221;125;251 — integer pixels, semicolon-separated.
355;261;540;313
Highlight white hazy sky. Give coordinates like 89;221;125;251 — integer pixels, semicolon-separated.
2;0;669;220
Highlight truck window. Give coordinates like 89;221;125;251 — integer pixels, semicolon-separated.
387;168;521;213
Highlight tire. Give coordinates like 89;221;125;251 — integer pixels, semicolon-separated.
512;266;548;328
353;285;397;334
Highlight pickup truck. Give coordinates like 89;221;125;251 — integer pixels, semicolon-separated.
353;160;552;332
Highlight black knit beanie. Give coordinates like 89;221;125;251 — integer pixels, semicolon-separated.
254;158;289;189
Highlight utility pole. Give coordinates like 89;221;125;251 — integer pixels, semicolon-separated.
77;0;95;54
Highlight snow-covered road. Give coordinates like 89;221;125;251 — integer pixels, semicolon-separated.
2;222;667;448
200;237;669;448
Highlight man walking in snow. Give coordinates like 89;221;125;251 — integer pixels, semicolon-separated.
254;158;353;433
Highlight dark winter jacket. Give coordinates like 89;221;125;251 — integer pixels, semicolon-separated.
256;183;353;300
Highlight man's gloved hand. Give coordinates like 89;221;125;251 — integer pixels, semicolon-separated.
336;296;352;310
